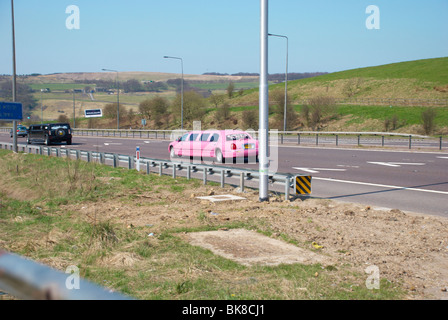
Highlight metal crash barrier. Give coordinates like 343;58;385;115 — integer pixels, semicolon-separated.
0;142;311;200
0;250;132;300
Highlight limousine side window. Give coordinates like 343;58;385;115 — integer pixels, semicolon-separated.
189;133;199;141
200;133;210;141
210;133;219;142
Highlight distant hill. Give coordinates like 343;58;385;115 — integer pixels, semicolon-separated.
233;57;448;105
300;57;448;84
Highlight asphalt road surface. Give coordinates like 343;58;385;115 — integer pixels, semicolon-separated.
2;132;447;218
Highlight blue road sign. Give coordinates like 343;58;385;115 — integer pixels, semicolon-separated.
0;102;23;121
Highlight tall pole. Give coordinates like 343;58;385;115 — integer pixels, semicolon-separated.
164;56;184;130
259;0;269;202
102;69;119;129
11;0;18;153
268;33;288;132
73;89;76;128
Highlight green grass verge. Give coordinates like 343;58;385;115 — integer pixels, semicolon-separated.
0;150;406;300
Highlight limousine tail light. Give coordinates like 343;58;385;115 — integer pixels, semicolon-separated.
230;143;237;150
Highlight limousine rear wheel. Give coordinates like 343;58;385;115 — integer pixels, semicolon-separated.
215;149;223;163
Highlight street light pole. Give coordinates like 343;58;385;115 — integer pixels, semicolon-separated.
268;33;288;132
11;0;18;153
102;69;120;129
259;0;269;202
164;56;184;130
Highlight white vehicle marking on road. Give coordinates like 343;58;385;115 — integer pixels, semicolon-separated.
367;162;425;167
437;156;448;159
293;167;346;173
337;165;359;168
104;142;122;146
314;177;448;195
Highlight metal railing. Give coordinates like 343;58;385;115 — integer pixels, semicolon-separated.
69;129;444;150
0;249;132;300
0;127;445;150
0;142;302;201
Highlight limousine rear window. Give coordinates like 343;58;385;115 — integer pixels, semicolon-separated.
226;133;250;141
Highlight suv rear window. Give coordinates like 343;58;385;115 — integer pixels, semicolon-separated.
50;124;70;130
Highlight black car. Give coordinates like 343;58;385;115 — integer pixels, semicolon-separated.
27;123;72;145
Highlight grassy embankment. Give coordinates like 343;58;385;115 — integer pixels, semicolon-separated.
0;149;404;300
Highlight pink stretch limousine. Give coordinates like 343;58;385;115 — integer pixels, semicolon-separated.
169;130;259;163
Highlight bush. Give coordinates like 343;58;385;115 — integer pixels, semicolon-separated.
421;108;437;135
242;109;258;129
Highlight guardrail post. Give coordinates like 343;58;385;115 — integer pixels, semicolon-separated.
172;164;176;178
159;162;162;176
240;172;245;192
297;133;300;145
440;136;443;150
382;136;385;147
146;162;150;175
285;176;291;201
316;134;319;146
409;135;412;149
336;135;338;146
187;165;191;180
281;134;283;144
358;135;361;146
128;156;133;170
203;167;207;185
221;170;225;188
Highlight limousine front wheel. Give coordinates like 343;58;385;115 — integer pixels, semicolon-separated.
170;147;176;158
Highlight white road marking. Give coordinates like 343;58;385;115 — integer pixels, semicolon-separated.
293;167;346;173
437;156;448;159
314;177;448;195
104;142;122;146
337;165;359;168
367;162;425;167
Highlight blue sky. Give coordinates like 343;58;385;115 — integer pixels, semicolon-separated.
0;0;447;75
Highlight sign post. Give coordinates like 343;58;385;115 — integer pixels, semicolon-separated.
136;146;140;171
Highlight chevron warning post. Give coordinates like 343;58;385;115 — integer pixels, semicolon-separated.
295;175;312;195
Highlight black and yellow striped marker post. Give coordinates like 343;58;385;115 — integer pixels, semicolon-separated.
295;175;312;195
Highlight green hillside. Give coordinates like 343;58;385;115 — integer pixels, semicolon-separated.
234;57;448;105
299;57;448;84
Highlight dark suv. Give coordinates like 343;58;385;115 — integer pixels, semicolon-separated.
27;123;72;145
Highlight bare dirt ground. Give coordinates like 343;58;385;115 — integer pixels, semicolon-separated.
69;183;448;300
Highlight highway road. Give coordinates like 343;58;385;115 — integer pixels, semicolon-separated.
1;132;447;218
